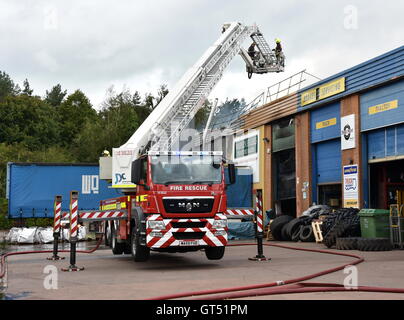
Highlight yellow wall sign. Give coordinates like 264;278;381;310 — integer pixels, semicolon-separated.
301;77;345;106
301;88;317;106
316;117;337;129
368;100;398;115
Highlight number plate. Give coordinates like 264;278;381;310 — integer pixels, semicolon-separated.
179;240;199;246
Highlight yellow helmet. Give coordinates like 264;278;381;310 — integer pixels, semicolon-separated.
275;38;281;43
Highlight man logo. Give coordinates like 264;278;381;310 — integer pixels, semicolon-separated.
186;203;193;212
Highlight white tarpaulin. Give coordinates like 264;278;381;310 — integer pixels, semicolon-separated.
6;226;87;244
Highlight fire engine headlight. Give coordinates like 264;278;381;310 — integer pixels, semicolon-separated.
147;220;165;230
212;219;227;229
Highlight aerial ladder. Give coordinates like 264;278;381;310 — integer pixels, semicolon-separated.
104;22;285;188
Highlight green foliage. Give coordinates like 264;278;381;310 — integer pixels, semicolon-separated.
0;71;20;102
25;218;53;228
22;79;33;96
0;95;60;149
0;198;12;230
45;84;67;107
58;90;97;147
0;71;172;226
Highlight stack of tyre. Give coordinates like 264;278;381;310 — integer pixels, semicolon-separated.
321;208;392;251
269;205;332;242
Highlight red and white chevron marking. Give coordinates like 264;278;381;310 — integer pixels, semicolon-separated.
53;200;62;233
61;212;69;220
70;199;78;238
79;211;127;220
146;214;228;249
225;209;254;216
256;194;263;233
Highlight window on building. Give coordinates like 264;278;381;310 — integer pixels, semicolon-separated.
234;135;258;159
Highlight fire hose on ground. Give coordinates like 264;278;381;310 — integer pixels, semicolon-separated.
1;192;404;299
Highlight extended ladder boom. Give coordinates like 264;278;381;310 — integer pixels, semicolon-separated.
109;22;285;188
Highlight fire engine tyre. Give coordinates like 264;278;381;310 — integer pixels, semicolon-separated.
270;215;294;241
356;238;393;252
111;222;125;255
299;225;315;242
131;226;150;262
104;221;112;247
205;246;225;260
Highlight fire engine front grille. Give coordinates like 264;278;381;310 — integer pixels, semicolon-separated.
171;221;207;229
172;232;205;240
163;198;214;213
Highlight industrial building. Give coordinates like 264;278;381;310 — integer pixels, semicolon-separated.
233;45;404;217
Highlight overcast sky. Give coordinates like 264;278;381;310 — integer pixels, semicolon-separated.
1;0;403;109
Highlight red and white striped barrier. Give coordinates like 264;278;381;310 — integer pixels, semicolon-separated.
69;191;79;239
79;210;127;221
256;194;263;233
225;209;255;216
53;195;62;234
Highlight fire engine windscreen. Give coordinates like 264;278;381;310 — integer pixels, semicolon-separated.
150;155;222;185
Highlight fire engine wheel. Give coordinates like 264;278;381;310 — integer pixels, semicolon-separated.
111;222;125;255
205;246;225;260
131;226;150;262
104;221;112;247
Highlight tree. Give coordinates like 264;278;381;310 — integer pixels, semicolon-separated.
0;95;60;149
45;84;67;107
0;71;20;101
58;89;97;146
156;84;169;106
21;79;33;96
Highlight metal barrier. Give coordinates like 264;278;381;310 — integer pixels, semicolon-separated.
249;191;269;261
47;195;65;261
56;191;128;271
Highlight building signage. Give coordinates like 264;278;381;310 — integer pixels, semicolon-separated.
301;77;345;106
316;117;337;130
343;164;359;208
341;114;355;150
368;99;398;115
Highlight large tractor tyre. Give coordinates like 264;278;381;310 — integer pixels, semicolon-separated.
111;222;126;255
335;237;361;250
299;225;315;242
205;246;225;260
281;224;291;241
291;225;302;242
130;226;150;262
270;215;294;241
357;238;393;252
285;218;305;239
104;221;112;247
323;221;350;248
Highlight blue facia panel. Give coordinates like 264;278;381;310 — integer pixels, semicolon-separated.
314;139;342;184
7;164;122;218
225;167;253;208
360;80;404;131
298;46;404;110
367;123;404;160
310;102;341;143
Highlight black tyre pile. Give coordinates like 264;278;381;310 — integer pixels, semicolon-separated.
322;207;392;251
270;205;332;242
321;208;361;248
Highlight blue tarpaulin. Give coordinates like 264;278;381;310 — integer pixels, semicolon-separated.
7;163;121;218
225;167;253;208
